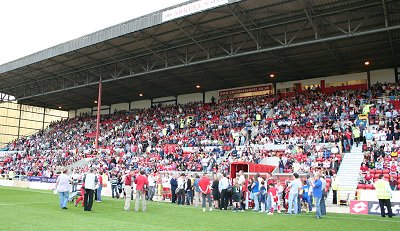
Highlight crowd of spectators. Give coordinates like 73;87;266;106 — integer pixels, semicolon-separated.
1;82;400;188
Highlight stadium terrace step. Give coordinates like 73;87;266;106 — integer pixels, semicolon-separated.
327;144;364;205
66;158;93;172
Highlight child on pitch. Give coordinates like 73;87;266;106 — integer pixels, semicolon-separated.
232;178;242;212
267;182;280;215
276;180;284;213
259;180;267;212
301;180;311;213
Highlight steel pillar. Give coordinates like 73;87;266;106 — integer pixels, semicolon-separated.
95;81;102;150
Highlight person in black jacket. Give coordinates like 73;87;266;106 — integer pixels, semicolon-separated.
185;176;193;205
212;175;220;209
170;175;178;203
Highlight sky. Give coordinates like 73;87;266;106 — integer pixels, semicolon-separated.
0;0;188;65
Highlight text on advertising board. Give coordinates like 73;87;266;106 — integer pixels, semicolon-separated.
350;200;400;215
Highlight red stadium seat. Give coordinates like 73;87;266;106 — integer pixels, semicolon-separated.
357;184;365;189
384;174;390;179
382;169;390;174
364;184;373;190
369;169;375;174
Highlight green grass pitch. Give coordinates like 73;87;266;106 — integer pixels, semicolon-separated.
0;187;398;231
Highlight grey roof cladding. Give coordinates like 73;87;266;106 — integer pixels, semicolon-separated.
0;0;241;74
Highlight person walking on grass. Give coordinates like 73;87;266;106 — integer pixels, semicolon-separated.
74;182;85;207
134;170;149;212
83;168;98;212
55;168;71;210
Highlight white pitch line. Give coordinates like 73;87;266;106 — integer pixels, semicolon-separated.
152;202;400;223
0;187;54;195
0;201;54;206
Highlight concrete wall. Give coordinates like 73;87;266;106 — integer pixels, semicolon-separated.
68;110;75;119
370;68;395;84
325;72;367;84
153;96;177;106
276;72;368;90
111;103;129;113
130;100;151;109
177;93;203;104
205;90;219;103
76;108;91;117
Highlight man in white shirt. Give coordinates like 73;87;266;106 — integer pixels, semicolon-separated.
218;173;230;210
287;173;302;214
331;145;339;154
83;168;98;211
176;173;186;205
70;170;80;192
147;172;156;201
55;168;71;209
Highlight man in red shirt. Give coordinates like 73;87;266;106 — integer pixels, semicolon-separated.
134;170;149;212
198;173;212;212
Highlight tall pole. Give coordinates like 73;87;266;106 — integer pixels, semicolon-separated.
95;81;102;150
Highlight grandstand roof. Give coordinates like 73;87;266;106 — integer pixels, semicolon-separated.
0;0;399;110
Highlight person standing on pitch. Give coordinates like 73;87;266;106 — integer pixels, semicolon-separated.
199;173;212;212
83;168;98;211
134;170;149;212
374;174;393;218
55;168;71;210
287;173;302;214
123;170;133;211
96;170;103;202
311;173;323;219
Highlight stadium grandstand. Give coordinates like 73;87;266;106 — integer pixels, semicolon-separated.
1;0;400;219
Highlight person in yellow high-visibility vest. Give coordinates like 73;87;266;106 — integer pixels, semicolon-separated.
331;175;339;205
374;174;393;218
352;126;361;147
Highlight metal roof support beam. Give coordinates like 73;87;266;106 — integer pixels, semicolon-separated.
351;11;373;34
103;41;134;71
8;23;400;101
306;2;347;73
302;0;318;39
1;0;385;77
228;5;259;48
5;1;384;91
287;21;309;45
382;0;397;68
166;12;210;47
175;21;209;56
139;31;187;67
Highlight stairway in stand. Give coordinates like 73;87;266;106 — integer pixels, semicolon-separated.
65;157;93;172
327;145;364;205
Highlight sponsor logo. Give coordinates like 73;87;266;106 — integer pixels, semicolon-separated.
369;202;400;215
350;201;368;214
